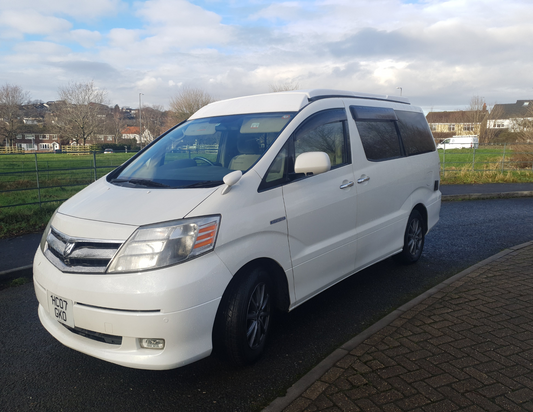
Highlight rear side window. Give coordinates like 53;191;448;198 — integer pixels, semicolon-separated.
350;105;435;162
354;122;401;161
350;106;401;161
396;111;436;156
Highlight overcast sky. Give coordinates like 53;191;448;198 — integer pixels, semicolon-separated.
0;0;532;113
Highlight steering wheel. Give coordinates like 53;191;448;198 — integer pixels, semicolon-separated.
193;156;215;166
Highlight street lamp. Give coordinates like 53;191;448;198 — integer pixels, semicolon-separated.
139;93;144;149
396;87;403;96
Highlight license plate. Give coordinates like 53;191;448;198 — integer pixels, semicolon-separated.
48;292;74;328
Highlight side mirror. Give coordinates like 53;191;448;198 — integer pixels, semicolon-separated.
221;170;242;195
294;152;331;176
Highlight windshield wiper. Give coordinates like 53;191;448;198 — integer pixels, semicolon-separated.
182;180;223;188
111;178;171;188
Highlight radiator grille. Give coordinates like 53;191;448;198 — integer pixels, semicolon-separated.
44;228;123;274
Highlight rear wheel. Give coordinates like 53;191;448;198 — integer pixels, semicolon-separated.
395;210;425;264
219;267;272;365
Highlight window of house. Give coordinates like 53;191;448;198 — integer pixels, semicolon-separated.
448;124;455;132
431;124;437;131
464;124;474;131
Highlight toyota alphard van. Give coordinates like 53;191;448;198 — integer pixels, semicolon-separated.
34;89;441;370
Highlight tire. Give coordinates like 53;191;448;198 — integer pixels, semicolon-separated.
219;267;272;366
395;210;425;264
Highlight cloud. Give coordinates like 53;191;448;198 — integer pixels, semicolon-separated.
1;0;533;111
0;10;71;37
0;0;125;21
69;30;103;49
134;0;235;49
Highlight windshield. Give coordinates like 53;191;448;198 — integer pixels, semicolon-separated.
111;112;295;188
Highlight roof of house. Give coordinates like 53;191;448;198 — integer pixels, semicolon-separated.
489;100;533;119
121;126;140;135
426;110;487;124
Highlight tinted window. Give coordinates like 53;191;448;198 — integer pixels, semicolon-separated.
355;121;402;161
396;111;436;156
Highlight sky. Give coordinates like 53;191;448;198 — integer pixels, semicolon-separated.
0;0;532;113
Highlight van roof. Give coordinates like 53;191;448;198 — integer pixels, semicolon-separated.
189;89;410;119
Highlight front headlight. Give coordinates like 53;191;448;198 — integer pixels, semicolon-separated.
107;215;220;273
40;209;58;253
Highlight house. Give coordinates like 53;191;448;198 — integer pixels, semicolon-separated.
121;126;153;145
14;133;60;151
486;100;533;131
426;109;487;140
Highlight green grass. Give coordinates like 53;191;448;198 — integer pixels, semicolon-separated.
438;146;533;184
0;152;136;238
1;147;532;239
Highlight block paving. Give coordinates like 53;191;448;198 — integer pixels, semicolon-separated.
280;242;533;411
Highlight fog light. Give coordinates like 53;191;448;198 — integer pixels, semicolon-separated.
140;338;165;349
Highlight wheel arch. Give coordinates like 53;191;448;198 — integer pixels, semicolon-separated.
412;203;428;234
211;257;290;351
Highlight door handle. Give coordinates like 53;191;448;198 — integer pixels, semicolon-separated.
340;181;354;189
357;176;370;184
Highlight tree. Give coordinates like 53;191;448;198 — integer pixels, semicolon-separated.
53;81;109;146
512;103;533;142
269;81;300;92
0;83;31;147
169;86;215;123
141;105;167;140
467;95;491;143
107;104;126;144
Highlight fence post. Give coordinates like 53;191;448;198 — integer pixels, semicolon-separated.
442;146;446;175
472;145;476;171
93;151;97;181
34;153;42;207
501;143;507;172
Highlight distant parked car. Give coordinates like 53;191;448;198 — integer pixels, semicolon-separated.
437;136;479;150
104;148;114;154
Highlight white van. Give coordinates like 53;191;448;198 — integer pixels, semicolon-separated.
34;90;441;370
437;135;479;150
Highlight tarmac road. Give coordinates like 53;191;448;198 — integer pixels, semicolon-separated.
1;197;533;411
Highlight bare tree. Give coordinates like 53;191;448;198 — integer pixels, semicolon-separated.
53;81;109;146
467;95;491;143
169;87;214;123
0;83;31;147
269;81;300;93
107;104;126;144
513;103;533;142
141;105;167;140
483;104;505;144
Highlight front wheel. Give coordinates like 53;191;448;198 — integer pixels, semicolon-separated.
218;267;272;365
395;210;425;264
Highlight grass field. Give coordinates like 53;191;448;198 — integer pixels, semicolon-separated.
0;152;136;207
439;145;533;184
1;146;532;239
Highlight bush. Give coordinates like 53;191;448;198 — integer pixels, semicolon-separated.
511;144;533;169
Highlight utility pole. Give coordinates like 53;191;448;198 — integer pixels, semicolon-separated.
139;93;143;149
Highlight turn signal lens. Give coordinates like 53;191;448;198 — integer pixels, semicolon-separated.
107;215;221;273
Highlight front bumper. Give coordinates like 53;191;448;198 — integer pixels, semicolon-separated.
33;247;233;370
